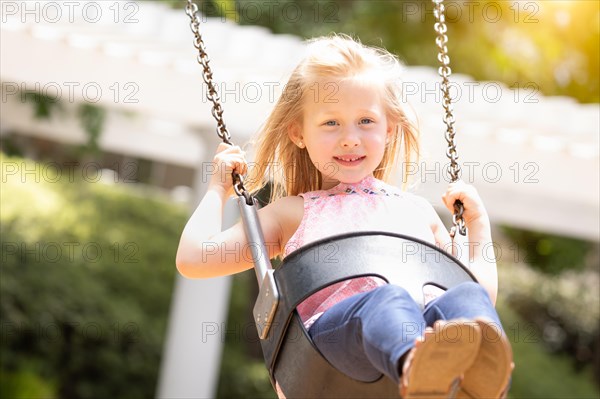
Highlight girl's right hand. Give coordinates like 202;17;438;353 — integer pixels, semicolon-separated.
209;143;248;194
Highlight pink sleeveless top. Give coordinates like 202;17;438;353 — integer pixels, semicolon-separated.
282;175;436;330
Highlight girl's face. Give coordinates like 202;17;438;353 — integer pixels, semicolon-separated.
293;78;392;189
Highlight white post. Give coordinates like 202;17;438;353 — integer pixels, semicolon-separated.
156;275;231;399
156;135;235;399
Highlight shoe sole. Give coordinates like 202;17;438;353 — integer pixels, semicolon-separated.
456;318;513;399
402;320;482;399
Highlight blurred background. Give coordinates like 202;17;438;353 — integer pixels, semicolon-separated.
1;1;598;398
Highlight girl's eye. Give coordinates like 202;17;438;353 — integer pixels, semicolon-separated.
324;120;338;126
360;118;374;125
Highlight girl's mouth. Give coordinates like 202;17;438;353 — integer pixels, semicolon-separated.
333;155;366;166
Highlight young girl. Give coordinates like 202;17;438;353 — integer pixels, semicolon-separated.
176;35;513;398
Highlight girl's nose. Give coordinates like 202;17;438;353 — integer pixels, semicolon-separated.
340;129;360;147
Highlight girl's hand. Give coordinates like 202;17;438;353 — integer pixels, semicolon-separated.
441;180;489;228
209;143;248;194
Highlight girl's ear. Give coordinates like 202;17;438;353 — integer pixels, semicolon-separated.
287;121;303;145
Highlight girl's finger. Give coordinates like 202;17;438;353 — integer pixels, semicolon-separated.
216;142;232;153
216;143;246;156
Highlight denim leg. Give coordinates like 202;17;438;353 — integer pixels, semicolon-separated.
423;282;504;332
308;285;425;384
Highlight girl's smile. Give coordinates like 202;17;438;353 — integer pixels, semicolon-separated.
333;154;366;167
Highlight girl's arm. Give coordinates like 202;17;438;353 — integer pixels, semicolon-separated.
461;215;497;305
175;143;289;279
440;180;498;304
424;181;498;304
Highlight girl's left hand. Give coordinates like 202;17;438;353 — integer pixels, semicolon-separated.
441;180;489;228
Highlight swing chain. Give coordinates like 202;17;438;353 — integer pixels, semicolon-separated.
185;0;252;205
433;0;467;237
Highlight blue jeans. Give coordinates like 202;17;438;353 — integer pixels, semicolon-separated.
308;282;503;384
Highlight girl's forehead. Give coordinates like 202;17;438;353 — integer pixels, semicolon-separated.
303;77;385;106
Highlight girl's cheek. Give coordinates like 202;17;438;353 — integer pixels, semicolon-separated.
322;162;339;178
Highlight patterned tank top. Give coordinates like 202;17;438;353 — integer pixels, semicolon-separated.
282;175;436;330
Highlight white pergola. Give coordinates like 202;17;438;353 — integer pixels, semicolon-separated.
2;1;599;398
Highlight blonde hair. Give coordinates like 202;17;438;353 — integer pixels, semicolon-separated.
246;34;419;203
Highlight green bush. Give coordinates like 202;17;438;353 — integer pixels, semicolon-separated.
499;260;600;389
0;368;56;399
1;154;188;398
499;302;599;399
501;226;594;275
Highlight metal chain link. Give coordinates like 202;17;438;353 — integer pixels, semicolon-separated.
185;0;251;204
433;0;467;237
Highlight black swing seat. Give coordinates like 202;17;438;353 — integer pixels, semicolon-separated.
256;231;477;398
